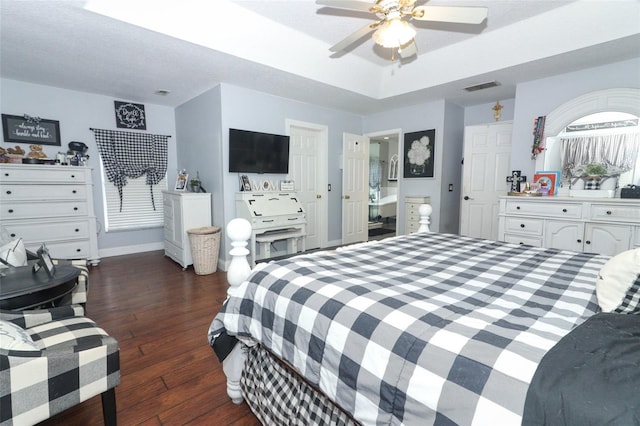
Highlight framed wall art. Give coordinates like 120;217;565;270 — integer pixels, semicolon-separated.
403;129;435;178
1;114;61;146
114;101;146;130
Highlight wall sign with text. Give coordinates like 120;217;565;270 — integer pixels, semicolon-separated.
1;114;61;146
114;101;146;130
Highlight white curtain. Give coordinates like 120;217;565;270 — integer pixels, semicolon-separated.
560;133;640;176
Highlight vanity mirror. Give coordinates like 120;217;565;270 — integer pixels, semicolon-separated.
536;88;640;193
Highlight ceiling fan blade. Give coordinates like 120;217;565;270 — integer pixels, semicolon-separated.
316;0;376;13
330;21;381;52
399;40;417;58
412;6;488;24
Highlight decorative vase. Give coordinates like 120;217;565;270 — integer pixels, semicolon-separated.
409;163;425;175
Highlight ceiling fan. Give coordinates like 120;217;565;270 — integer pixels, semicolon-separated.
316;0;488;59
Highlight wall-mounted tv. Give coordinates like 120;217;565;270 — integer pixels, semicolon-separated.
228;128;290;174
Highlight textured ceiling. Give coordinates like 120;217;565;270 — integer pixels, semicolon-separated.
1;0;639;114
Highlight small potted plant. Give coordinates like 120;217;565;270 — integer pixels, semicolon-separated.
189;172;203;193
584;163;607;183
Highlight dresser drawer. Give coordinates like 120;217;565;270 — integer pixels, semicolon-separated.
0;184;87;201
590;204;640;223
250;214;305;228
504;217;543;235
2;220;90;243
406;221;420;233
505;200;582;218
25;239;92;260
1;201;88;219
503;233;543;247
1;166;90;184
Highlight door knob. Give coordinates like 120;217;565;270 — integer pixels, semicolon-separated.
463;196;470;200
316;194;322;199
344;195;350;199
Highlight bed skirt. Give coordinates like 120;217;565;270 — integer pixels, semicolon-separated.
241;345;360;426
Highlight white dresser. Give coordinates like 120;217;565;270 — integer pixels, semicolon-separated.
405;196;431;234
163;191;211;269
498;196;640;256
0;164;100;265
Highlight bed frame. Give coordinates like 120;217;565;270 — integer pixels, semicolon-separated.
221;203;433;405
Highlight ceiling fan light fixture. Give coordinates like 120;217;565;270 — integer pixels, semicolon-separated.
372;18;416;48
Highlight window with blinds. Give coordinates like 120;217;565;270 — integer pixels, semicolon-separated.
100;162;167;232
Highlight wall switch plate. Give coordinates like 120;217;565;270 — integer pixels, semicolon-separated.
328;184;332;191
449;184;453;192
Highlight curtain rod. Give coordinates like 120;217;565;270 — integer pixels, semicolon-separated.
89;128;172;138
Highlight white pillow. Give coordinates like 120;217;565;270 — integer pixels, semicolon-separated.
596;248;640;313
0;238;27;269
0;320;39;351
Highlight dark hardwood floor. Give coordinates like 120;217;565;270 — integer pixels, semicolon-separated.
39;250;261;426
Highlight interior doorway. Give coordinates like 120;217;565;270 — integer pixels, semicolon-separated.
366;130;400;241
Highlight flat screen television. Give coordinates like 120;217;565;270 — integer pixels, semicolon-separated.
228;128;290;174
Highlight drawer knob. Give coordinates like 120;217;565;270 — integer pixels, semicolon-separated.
71;174;75;178
73;207;78;211
75;228;80;232
5;190;11;195
3;173;8;177
8;209;13;213
562;208;567;213
516;206;521;210
585;240;591;245
10;233;15;238
606;210;612;215
72;190;77;194
577;239;582;243
520;224;525;228
76;248;81;252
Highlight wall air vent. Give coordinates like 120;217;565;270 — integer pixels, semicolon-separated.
464;81;500;92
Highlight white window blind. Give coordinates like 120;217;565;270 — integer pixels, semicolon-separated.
100;161;167;232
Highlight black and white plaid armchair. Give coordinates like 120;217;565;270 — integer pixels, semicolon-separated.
0;305;120;425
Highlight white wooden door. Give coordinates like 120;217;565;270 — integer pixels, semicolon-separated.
342;133;369;245
460;122;513;240
287;121;328;250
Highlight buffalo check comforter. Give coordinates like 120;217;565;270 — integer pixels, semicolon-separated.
209;232;608;425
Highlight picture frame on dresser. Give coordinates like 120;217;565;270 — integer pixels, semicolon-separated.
175;172;188;191
33;244;56;278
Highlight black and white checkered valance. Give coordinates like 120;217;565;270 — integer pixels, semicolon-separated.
92;129;169;211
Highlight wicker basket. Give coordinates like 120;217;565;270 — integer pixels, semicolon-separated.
187;226;221;275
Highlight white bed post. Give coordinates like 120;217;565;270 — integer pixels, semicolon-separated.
417;203;432;232
223;218;253;404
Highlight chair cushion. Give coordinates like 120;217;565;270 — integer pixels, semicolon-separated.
27;316;111;353
0;319;39;351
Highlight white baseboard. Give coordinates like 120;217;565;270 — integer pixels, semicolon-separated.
98;242;164;259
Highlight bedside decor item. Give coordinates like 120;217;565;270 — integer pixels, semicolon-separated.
114;101;146;130
506;170;526;192
533;171;560;196
189;172;205;193
33;243;56;278
26;144;47;159
621;185;640;199
1;114;61;146
280;180;295;191
175;170;188;191
240;175;251;191
403;129;435;178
